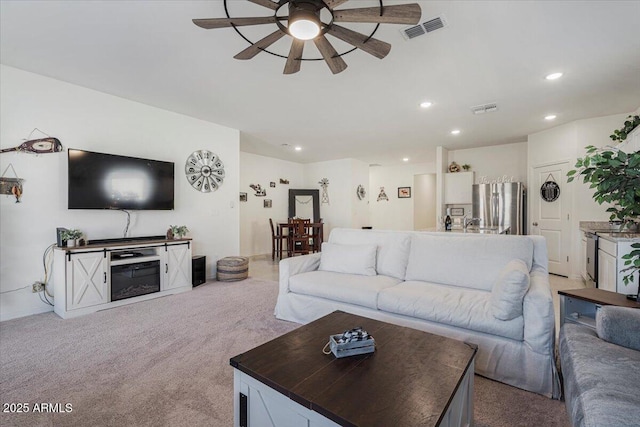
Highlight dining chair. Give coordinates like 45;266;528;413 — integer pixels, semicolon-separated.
290;218;310;256
269;218;287;260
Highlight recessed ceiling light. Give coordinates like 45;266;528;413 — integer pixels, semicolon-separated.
545;72;563;80
545;115;557;121
450;129;461;135
402;157;409;162
294;146;302;151
420;101;432;109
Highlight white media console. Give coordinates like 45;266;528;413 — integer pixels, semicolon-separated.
52;238;192;319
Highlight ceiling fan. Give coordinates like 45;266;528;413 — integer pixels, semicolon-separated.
193;0;422;74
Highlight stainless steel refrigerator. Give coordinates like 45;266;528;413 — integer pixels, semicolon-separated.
472;183;527;235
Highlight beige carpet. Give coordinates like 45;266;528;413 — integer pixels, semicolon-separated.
0;278;569;426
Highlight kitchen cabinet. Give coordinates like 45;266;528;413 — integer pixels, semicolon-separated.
444;172;474;205
598;247;617;293
581;236;588;282
597;236;639;295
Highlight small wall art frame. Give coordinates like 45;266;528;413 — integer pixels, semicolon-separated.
450;207;464;216
239;192;247;202
398;187;411;198
264;199;272;208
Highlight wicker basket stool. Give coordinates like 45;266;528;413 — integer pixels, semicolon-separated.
216;256;249;282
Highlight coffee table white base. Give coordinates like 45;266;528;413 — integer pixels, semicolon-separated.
233;359;474;427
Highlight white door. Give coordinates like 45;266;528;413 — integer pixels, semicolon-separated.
164;244;192;290
531;162;571;276
67;252;108;310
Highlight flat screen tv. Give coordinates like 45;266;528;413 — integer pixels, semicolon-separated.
68;148;174;210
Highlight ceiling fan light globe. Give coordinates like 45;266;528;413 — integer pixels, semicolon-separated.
289;19;320;40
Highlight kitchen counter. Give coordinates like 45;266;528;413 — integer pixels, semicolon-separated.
579;221;640;242
422;226;511;234
597;232;640;243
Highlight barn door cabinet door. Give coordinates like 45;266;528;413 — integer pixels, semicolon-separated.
66;252;109;310
163;244;192;290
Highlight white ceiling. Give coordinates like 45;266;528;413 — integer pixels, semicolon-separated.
1;1;639;165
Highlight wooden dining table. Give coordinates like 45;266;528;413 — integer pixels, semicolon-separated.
277;221;324;257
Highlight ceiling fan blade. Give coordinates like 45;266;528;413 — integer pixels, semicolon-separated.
327;24;391;59
193;16;279;29
313;35;347;74
234;30;286;60
333;4;421;25
284;39;305;74
248;0;279;10
323;0;350;9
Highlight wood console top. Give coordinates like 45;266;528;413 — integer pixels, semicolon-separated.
558;288;640;309
230;311;477;427
57;238;191;251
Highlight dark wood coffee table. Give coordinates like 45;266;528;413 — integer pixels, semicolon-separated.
230;311;477;427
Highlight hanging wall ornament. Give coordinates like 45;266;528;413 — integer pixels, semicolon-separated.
0;164;24;203
540;173;560;202
319;178;330;205
250;184;266;196
377;187;389;202
0;128;63;155
356;185;366;200
185;150;225;193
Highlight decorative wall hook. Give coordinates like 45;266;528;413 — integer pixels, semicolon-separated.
0;163;24;203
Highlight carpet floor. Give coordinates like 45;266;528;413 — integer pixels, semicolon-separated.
0;278;569;427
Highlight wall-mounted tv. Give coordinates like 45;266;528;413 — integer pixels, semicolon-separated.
68;149;174;210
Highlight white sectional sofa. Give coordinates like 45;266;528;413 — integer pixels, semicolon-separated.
275;228;560;398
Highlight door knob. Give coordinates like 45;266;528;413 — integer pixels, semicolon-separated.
533;222;539;226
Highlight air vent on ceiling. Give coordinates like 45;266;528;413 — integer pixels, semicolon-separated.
471;103;498;115
401;16;446;40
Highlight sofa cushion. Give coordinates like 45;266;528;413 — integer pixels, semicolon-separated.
377;281;524;340
405;234;534;291
596;306;640;351
289;271;402;310
318;242;377;276
328;228;411;280
560;323;640;427
490;259;530;320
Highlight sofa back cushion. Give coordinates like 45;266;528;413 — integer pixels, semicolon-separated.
318;242;377;276
405;234;534;291
490;259;531;320
328;228;411;280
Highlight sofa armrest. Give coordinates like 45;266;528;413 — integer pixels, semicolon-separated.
597;306;640;351
522;269;555;354
278;253;322;295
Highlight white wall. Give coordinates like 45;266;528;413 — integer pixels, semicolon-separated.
304;159;371;238
528;111;635;279
414;174;437;230
239;152;304;256
0;65;240;321
369;162;437;231
448;142;528;184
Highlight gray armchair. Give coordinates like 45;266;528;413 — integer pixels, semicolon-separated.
560;306;640;427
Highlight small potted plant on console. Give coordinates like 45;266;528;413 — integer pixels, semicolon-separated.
62;229;83;247
168;225;189;239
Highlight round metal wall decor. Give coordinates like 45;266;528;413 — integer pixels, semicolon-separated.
185;150;225;193
540;181;560;202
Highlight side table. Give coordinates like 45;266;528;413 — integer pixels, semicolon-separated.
559;288;640;330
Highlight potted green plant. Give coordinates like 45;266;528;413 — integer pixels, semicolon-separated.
568;116;640;299
61;229;83;247
609;114;640;142
169;225;189;239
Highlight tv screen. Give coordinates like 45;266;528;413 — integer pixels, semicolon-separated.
68;149;174;210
